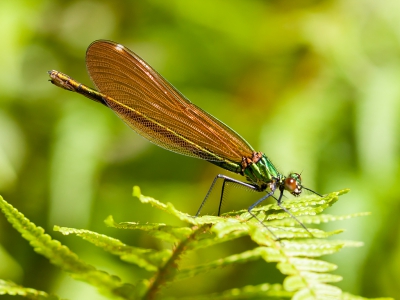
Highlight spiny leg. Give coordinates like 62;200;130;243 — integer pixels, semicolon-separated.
276;187;314;237
248;188;316;239
217;175;262;216
197;175;315;240
247;188;313;239
196;174;259;217
247;189;279;240
198;175;282;240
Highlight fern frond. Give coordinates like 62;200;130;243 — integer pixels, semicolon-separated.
0;195;134;300
0;188;390;300
128;187;366;299
105;215;197;243
54;226;170;271
163;283;292;300
0;279;59;300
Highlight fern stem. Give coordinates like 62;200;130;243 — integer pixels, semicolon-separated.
144;224;210;300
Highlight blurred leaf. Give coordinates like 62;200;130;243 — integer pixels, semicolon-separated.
0;279;59;300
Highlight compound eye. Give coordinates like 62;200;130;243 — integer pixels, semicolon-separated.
284;173;302;196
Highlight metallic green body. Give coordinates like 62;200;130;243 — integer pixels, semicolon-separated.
243;154;280;188
209;153;282;192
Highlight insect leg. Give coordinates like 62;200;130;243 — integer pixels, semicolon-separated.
196;174;259;217
247;190;279;240
275;188;314;237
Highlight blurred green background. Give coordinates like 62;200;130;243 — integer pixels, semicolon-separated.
0;0;399;299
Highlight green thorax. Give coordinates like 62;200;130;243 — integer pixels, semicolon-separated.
242;152;282;190
207;152;283;190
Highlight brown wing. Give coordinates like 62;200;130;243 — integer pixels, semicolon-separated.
85;40;254;163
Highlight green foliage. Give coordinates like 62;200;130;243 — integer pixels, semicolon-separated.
0;189;391;300
0;279;60;300
0;195;135;300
